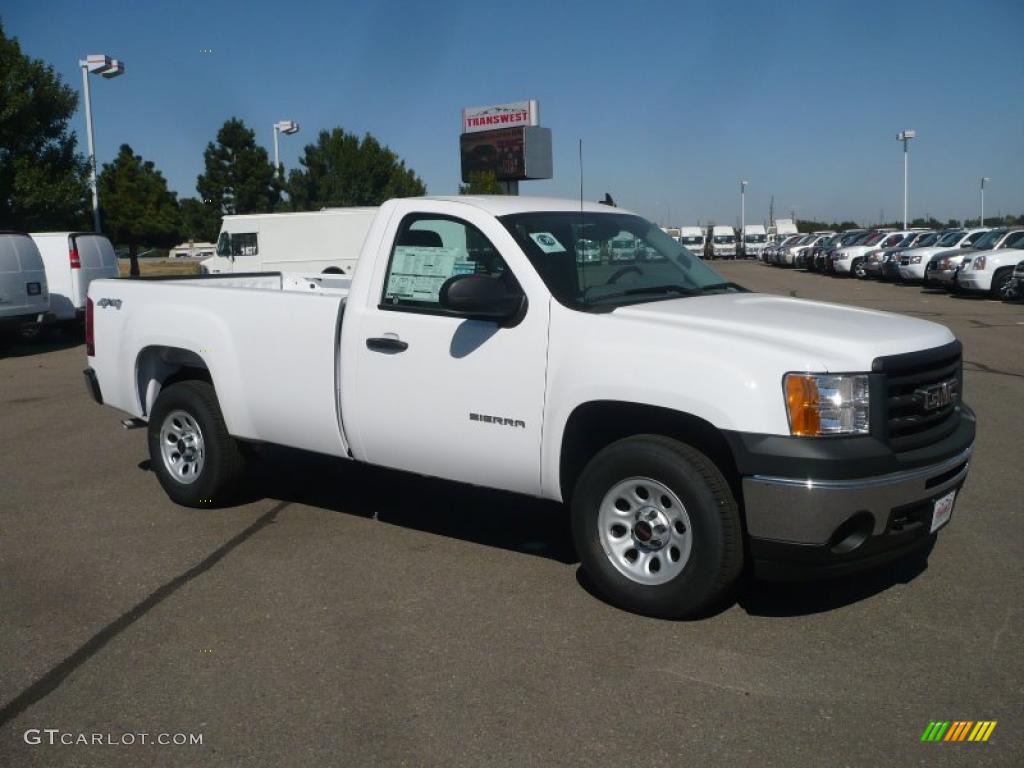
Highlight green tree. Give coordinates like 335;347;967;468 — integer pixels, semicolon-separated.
97;145;181;276
459;170;503;195
196;118;280;221
178;196;218;242
287;128;425;209
0;21;88;229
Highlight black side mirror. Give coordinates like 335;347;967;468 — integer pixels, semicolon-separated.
439;274;525;322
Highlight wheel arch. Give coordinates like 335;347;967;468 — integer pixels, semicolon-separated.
135;345;213;418
559;400;740;506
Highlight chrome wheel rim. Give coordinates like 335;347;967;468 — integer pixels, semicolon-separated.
597;477;693;585
159;409;205;485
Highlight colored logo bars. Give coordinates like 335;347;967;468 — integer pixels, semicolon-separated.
921;721;997;742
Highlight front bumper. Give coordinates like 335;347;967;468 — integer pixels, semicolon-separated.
898;262;927;280
955;272;989;292
725;403;975;579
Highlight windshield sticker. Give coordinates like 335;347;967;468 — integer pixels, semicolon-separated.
529;232;566;254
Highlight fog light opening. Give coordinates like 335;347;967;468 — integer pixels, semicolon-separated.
828;512;874;555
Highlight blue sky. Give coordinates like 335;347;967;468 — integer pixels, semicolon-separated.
6;0;1023;226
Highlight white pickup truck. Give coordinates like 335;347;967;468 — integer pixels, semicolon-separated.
84;196;976;618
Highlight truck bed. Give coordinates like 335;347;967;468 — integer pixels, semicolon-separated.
88;271;351;458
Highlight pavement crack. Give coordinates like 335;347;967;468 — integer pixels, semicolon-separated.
964;360;1024;380
0;501;289;728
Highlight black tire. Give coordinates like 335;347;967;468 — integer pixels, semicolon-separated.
991;268;1013;300
571;435;743;619
147;380;246;507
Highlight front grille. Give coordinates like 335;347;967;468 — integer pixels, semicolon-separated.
873;342;962;453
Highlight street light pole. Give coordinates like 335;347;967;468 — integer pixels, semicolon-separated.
980;177;990;227
740;181;748;259
273;120;300;178
78;54;125;233
897;130;916;228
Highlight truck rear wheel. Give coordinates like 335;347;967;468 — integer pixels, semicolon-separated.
148;380;246;507
571;436;743;618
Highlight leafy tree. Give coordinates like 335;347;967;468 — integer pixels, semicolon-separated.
178;196;219;242
197;118;280;220
97;145;181;276
459;170;503;195
286;128;425;209
0;21;88;229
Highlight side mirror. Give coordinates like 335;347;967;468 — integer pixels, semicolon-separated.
439;274;525;322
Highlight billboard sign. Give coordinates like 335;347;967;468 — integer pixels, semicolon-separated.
461;100;539;134
460;126;552;182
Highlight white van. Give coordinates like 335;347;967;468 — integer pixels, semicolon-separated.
677;226;705;257
709;225;736;259
0;232;50;334
30;232;118;323
742;224;768;259
201;209;378;275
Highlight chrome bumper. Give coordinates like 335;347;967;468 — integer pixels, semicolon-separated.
742;446;972;545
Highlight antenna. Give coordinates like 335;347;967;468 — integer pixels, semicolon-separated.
579;138;584;216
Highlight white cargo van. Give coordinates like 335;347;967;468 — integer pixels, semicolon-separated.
0;232;50;334
710;225;736;259
201;209;378;275
742;224;768;259
30;232;118;323
677;226;705;257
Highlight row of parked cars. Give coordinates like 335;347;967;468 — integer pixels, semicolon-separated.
758;226;1024;300
0;231;119;340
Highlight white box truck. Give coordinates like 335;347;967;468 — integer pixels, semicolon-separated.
742;224;767;259
201;208;378;275
709;225;736;259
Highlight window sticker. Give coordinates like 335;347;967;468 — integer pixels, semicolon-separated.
386;246;465;303
529;232;566;254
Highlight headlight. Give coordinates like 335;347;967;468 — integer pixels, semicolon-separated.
972;255;986;270
910;254;922;264
784;373;870;436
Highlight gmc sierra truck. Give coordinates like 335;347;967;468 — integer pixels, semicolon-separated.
84;196;975;618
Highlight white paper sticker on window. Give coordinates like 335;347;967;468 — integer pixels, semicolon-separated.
529;232;566;254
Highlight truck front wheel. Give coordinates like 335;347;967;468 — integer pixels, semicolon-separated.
147;380;246;507
571;436;743;618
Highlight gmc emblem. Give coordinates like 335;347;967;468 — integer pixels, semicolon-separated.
916;379;958;411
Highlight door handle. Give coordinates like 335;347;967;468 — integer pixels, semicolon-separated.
366;336;409;354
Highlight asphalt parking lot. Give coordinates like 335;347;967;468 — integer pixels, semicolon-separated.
1;262;1021;767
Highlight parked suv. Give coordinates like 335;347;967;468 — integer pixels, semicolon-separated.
955;230;1024;298
926;228;1021;289
0;231;51;337
831;231;906;275
864;231;933;279
898;229;988;283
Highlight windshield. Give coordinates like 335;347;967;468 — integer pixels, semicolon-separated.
1002;231;1024;249
970;229;1005;250
937;231;965;247
680;236;704;245
863;233;886;246
840;232;867;246
713;235;735;244
744;234;767;243
500;211;745;311
914;232;939;247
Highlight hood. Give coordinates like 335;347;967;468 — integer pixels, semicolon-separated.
613;292;953;371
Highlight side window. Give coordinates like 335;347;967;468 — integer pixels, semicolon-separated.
232;233;258;256
381;214;509;310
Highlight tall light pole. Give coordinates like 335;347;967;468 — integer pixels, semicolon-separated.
79;54;125;233
273;120;300;178
897;130;916;228
980;177;991;227
740;181;748;258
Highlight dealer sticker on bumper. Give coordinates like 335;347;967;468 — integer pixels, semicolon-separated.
931;489;956;533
